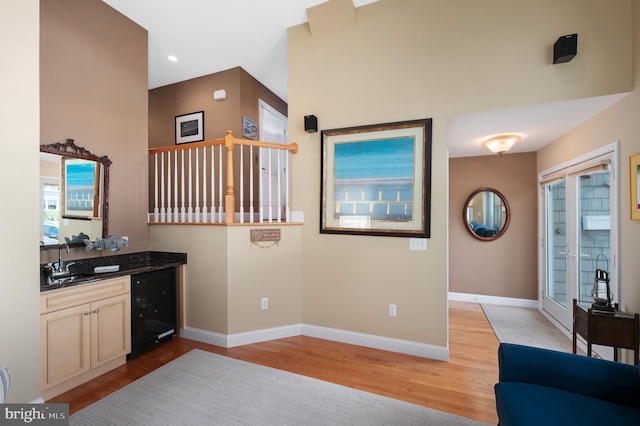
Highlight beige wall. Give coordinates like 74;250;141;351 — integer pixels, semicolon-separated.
288;0;631;348
0;0;41;403
537;0;640;317
149;225;302;335
39;0;148;263
449;154;538;299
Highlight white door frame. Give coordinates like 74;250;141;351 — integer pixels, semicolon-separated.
538;141;619;333
258;99;288;221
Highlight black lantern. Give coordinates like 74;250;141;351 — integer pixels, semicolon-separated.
591;254;613;311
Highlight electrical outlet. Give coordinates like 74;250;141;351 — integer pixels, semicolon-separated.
389;304;397;317
261;297;268;310
409;238;427;251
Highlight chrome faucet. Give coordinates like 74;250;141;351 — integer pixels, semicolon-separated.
56;243;69;273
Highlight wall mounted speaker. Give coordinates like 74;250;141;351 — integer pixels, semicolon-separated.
304;115;318;133
553;34;577;64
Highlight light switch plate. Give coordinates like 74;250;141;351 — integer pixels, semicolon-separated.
409;238;427;251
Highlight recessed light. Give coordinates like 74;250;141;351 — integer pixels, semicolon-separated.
167;55;178;62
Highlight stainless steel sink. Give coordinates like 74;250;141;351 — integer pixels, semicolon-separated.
47;273;95;285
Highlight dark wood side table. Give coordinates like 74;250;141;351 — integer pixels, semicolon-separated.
572;298;640;365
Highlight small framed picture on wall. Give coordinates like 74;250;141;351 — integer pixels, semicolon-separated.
175;111;204;144
243;116;258;140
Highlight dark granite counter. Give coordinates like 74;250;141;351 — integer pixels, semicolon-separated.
40;251;187;292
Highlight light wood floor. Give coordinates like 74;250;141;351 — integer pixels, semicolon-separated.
48;301;500;424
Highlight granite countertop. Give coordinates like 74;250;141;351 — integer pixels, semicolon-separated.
40;251;187;292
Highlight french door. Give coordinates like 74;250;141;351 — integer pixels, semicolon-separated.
540;144;618;332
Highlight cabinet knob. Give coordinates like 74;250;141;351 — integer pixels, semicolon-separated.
92;308;100;314
84;311;91;316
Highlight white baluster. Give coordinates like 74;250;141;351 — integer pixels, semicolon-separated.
259;147;263;223
249;145;254;223
181;150;186;223
285;150;290;222
211;146;216;222
153;153;159;222
174;150;179;222
268;147;273;222
167;151;172;222
277;149;281;222
188;148;193;223
202;146;208;223
218;145;223;222
239;145;244;223
195;147;200;223
160;152;165;222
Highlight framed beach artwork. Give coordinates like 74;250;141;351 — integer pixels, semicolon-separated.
320;119;432;237
630;153;640;220
243;116;258;140
61;157;99;219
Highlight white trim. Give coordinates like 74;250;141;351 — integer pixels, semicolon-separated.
538;141;620;330
181;324;449;360
180;326;228;347
448;292;538;308
227;325;302;348
302;324;449;361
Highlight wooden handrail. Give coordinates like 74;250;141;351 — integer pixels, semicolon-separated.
148;130;298;155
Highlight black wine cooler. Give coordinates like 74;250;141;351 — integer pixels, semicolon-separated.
129;267;177;358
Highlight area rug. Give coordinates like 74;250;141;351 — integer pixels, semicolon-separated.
71;349;487;426
481;304;578;353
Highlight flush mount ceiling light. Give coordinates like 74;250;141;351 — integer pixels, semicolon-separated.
481;134;521;157
167;55;178;62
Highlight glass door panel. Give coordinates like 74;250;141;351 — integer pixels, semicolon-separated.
546;179;567;308
577;170;612;304
541;149;617;334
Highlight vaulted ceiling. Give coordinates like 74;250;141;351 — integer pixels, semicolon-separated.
102;0;627;157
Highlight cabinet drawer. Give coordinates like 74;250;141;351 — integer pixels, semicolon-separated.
41;276;131;314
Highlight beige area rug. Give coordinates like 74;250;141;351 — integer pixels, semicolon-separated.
71;349;489;426
481;304;580;354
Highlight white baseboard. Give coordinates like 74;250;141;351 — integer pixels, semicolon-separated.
227;325;302;348
181;324;302;348
180;327;228;347
301;324;449;361
181;324;449;361
448;292;538;308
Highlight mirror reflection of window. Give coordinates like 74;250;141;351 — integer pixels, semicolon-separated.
39;140;111;249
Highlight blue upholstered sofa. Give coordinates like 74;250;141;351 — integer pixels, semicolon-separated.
495;343;640;425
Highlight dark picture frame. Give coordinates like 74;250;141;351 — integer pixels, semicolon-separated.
320;118;432;238
175;111;204;144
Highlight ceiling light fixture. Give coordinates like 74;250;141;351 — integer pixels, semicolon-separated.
167;55;178;62
481;134;521;157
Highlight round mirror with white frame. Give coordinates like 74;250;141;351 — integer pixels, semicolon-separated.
463;188;510;241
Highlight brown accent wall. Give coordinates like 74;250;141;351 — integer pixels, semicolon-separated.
149;66;286;149
147;67;286;212
39;0;148;262
449;153;538;300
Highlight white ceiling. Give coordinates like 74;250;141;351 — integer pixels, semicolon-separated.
101;0;628;158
